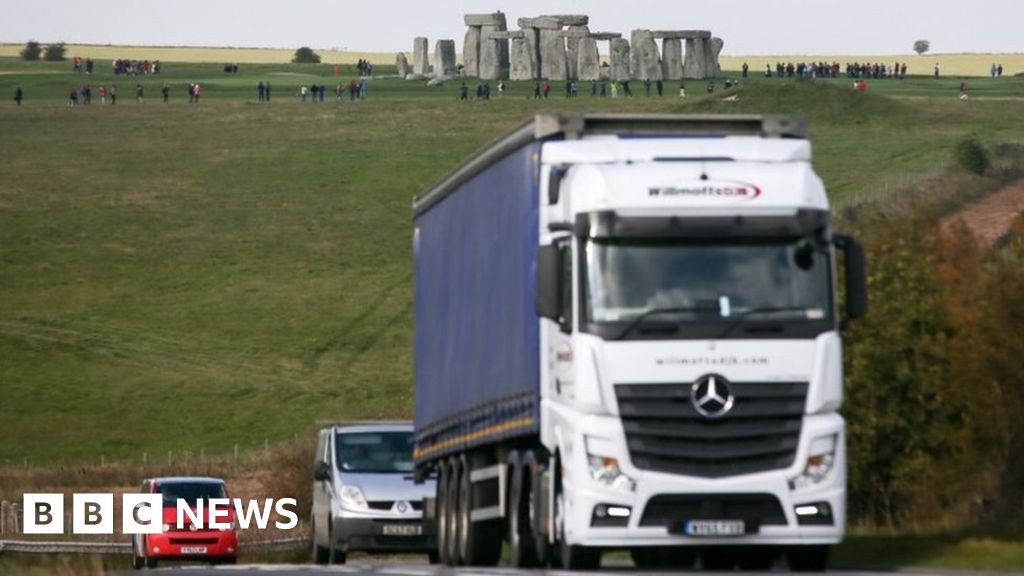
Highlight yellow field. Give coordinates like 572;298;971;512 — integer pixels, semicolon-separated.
2;43;1022;76
0;43;393;65
720;54;1024;77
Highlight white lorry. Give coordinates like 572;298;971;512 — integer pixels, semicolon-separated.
412;114;867;570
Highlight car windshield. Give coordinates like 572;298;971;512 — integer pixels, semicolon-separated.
156;481;226;507
584;238;831;329
335;431;414;474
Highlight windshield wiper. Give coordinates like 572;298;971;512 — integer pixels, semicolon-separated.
713;306;812;339
616;305;717;340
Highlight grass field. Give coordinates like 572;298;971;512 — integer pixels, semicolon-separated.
720;53;1024;77
1;56;1024;467
0;43;392;65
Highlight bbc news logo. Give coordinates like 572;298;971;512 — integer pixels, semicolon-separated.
23;494;298;535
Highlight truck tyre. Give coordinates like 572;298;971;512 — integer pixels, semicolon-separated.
328;524;347;565
787;546;829;571
632;547;696;569
458;454;502;566
445;456;462;565
553;458;601;570
436;460;450;566
311;520;330;565
508;454;539;567
737;546;777;570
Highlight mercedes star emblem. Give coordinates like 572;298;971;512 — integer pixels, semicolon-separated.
691;374;735;418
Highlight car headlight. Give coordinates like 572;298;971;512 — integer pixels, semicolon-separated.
790;434;838;490
585;436;635;492
339;485;369;510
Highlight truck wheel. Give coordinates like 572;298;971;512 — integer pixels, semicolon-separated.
312;520;330;564
445;456;462;565
508;455;539;567
458;454;502;566
632;547;694;569
436;460;450;565
787;546;829;571
737;546;777;570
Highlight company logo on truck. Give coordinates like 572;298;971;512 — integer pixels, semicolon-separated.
649;181;762;200
691;374;735;419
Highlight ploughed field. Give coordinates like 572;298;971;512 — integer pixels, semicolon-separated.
1;56;1023;464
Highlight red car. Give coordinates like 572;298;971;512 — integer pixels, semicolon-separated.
132;476;238;569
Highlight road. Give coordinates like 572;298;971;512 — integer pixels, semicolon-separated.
111;562;999;576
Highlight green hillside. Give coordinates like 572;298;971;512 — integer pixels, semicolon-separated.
1;58;1023;465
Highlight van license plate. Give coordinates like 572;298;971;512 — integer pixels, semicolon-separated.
181;546;208;554
383;524;422;536
684;520;745;536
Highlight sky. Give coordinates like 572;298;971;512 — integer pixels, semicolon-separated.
2;0;1021;56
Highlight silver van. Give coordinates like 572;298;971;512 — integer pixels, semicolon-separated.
311;422;437;564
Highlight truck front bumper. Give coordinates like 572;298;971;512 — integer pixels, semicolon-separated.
553;409;846;547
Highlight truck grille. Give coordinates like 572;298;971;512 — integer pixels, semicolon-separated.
640;493;788;527
615;381;807;478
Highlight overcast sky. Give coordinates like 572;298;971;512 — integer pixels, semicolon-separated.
2;0;1020;56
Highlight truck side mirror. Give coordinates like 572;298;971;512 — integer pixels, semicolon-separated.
536;244;560;321
314;460;331;482
834;234;867;321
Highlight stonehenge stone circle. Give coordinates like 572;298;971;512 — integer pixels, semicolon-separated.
412;37;429;75
396;52;409;78
414;13;723;83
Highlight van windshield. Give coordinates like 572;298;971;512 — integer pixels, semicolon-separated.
156;482;226;507
335;431;415;474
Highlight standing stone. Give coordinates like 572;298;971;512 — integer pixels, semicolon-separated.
610;38;631;82
708;37;724;77
475;12;509;80
565;25;590;80
660;38;683;80
396;52;409;78
576;37;601;81
540;30;567;80
434;40;457;78
463;26;481;77
413;37;429;75
630;29;661;80
684;37;708;79
523;28;541;79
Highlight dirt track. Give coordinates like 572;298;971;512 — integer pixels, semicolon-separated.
941;179;1024;248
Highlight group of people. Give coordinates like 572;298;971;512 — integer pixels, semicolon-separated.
755;61;909;80
256;81;273;102
66;84;119;105
989;63;1005;77
296;79;368;103
111;58;161;75
354;59;374;76
71;56;94;74
459;81;503;100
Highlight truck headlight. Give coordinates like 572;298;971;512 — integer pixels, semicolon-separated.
790;434;838;490
585;436;635;492
339;485;369;511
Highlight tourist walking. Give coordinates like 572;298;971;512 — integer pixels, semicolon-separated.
136;84;143;103
14;86;23;106
258;81;266;102
162;84;169;103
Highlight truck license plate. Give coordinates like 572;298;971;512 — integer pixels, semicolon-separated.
180;546;208;554
382;524;422;536
684;520;746;537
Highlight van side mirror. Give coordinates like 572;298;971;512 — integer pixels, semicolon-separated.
314;460;331;482
536;244;560;321
834;234;867;321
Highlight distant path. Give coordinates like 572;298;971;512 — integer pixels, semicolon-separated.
941;178;1024;248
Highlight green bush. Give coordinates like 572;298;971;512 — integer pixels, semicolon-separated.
292;46;321;64
20;40;41;61
955;138;989;175
42;42;66;61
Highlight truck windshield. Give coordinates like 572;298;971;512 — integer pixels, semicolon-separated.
335;431;415;474
583;238;832;339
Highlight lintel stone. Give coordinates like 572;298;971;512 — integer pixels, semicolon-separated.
464;13;506;27
652;30;711;39
490;31;525;39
